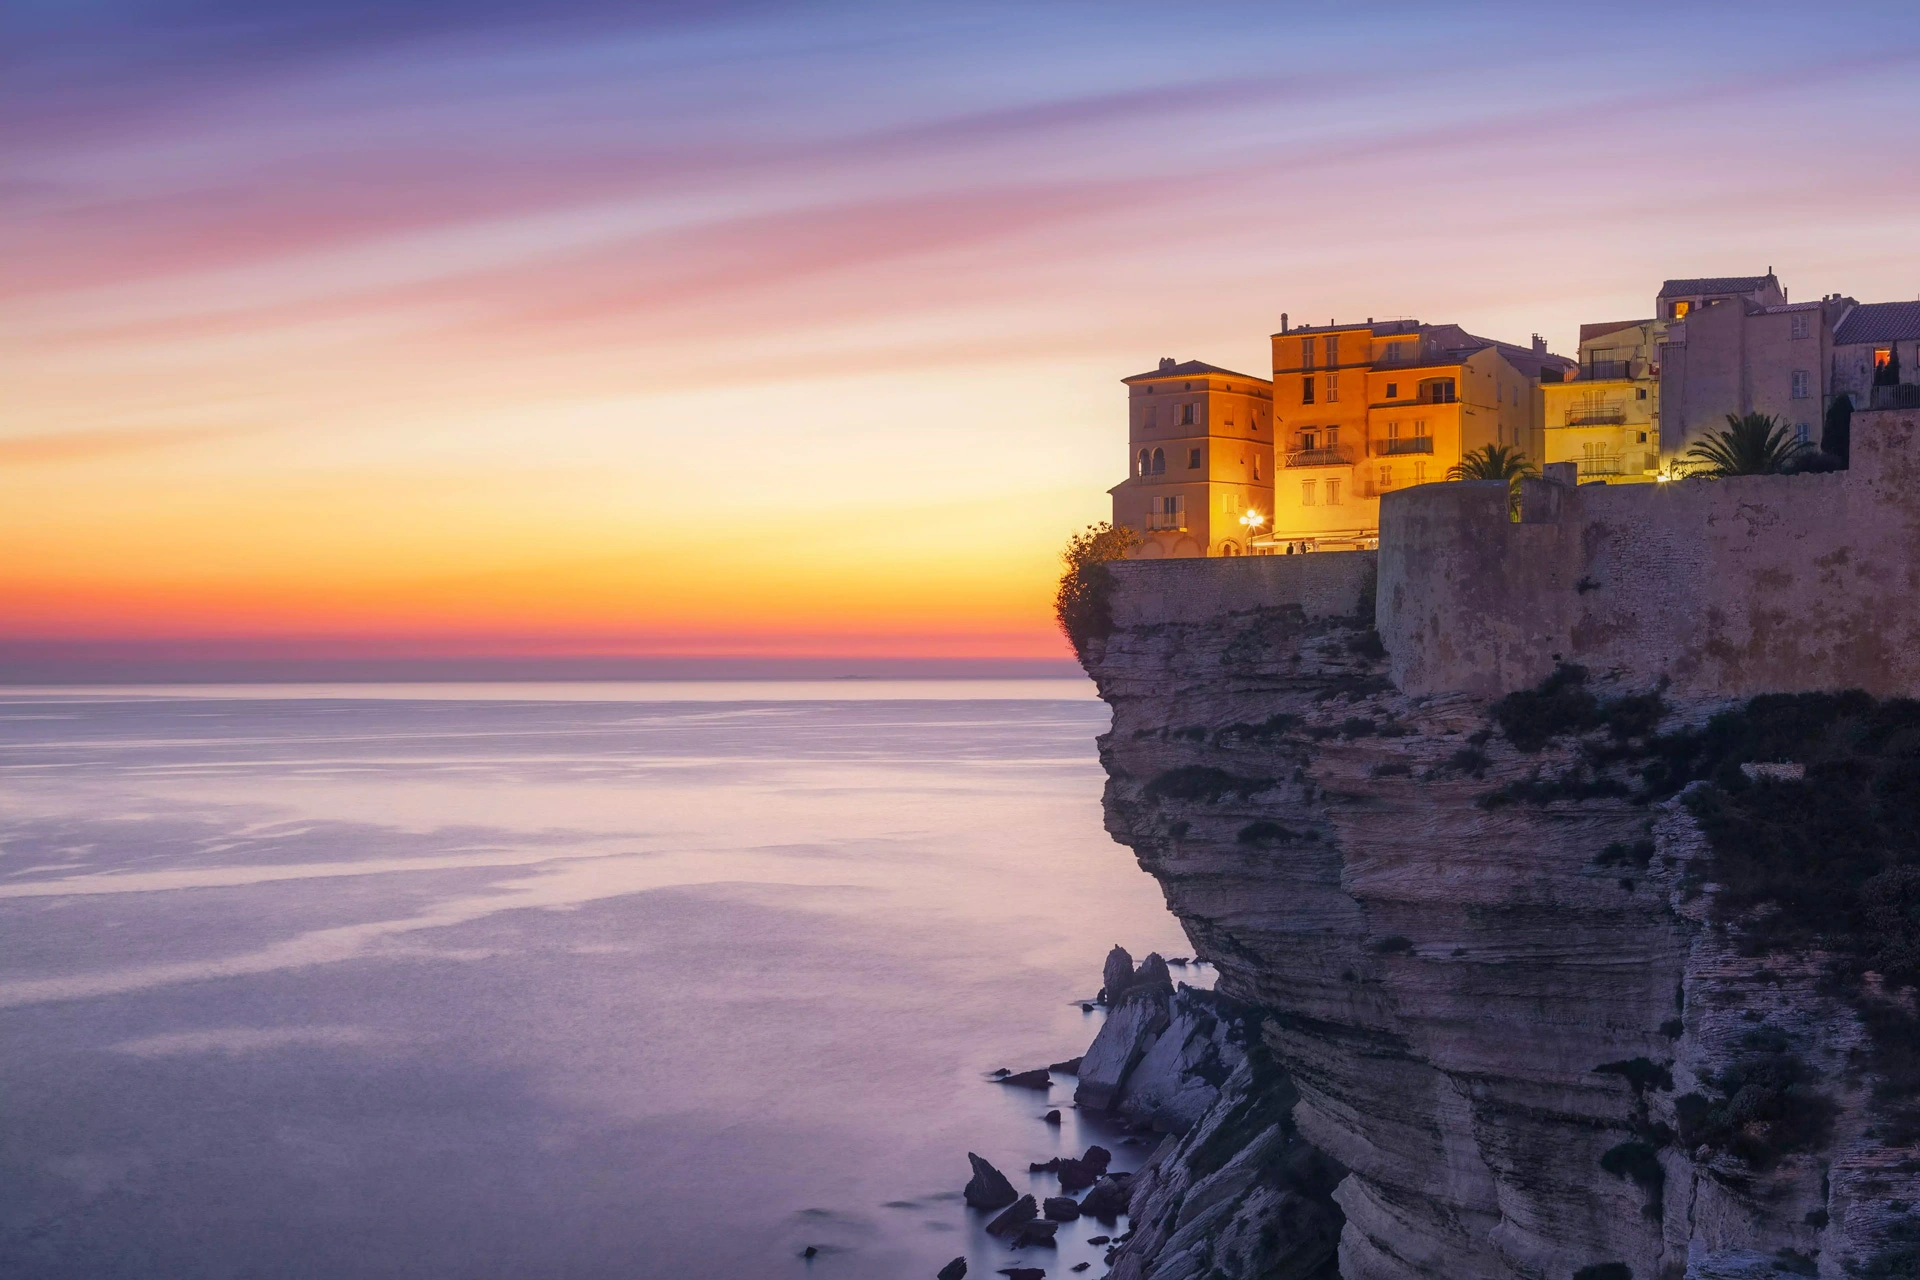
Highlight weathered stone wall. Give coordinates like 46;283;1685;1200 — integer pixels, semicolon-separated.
1108;553;1376;630
1379;408;1920;697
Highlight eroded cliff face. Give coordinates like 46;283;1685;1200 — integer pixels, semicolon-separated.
1081;590;1919;1280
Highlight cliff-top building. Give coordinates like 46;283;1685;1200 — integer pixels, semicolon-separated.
1538;319;1660;482
1111;358;1274;558
1263;318;1574;551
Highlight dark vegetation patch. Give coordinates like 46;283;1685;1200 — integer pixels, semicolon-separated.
1490;664;1666;752
1674;1029;1837;1170
1858;1215;1920;1277
1426;747;1490;780
1599;1140;1665;1197
1237;821;1311;846
1635;691;1920;1144
1594;1058;1674;1094
1772;1248;1818;1277
1214;713;1301;745
1660;1020;1684;1039
1346;629;1387;660
1370;935;1414;955
1144;766;1273;804
1573;1264;1633;1280
1172;725;1209;741
1597;839;1656;869
1369;760;1412;779
1478;766;1631;810
1339;717;1378;739
1167;821;1189;838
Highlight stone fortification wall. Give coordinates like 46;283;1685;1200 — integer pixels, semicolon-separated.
1377;408;1920;696
1107;551;1376;629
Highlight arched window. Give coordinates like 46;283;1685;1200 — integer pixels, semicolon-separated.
1138;449;1150;478
1151;448;1165;475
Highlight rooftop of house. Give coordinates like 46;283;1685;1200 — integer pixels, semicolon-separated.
1579;319;1652;343
1272;318;1421;338
1122;358;1270;385
1658;273;1777;298
1834;301;1920;345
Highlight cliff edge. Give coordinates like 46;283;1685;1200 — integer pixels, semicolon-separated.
1075;411;1920;1280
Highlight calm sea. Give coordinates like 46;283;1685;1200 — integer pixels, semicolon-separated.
0;682;1197;1279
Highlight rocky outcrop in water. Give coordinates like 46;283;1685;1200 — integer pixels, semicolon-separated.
1079;582;1920;1279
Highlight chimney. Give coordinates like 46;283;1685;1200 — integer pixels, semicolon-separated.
1531;333;1547;354
1281;313;1289;333
1158;357;1176;372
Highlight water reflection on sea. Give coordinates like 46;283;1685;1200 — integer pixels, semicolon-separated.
0;683;1201;1279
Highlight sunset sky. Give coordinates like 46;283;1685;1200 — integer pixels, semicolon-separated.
6;0;1918;678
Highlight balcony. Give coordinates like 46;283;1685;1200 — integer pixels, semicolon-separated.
1872;384;1920;410
1582;360;1631;381
1285;445;1356;468
1563;398;1627;427
1373;436;1434;456
1574;454;1625;477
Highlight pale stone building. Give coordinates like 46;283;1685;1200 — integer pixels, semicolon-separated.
1112;359;1274;558
1538;320;1659;482
1654;272;1853;464
1829;300;1920;413
1265;319;1573;550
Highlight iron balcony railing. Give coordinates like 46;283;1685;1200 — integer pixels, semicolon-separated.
1583;359;1631;381
1373;436;1434;456
1574;455;1625;477
1564;400;1628;426
1285;445;1356;468
1871;384;1920;410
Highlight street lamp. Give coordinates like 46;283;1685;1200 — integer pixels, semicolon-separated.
1239;510;1267;553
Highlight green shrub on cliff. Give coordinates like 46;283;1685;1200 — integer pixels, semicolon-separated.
1054;522;1138;657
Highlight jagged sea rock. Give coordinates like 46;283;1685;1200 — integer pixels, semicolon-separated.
1100;945;1133;1004
996;1069;1050;1089
985;1194;1037;1237
963;1153;1018;1210
1074;979;1170;1110
1042;1195;1080;1221
1115;986;1246;1134
1079;1175;1130;1224
936;1258;966;1280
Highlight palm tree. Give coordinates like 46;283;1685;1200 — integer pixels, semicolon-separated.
1446;444;1536;482
1681;412;1810;478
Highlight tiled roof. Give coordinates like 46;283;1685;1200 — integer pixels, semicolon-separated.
1658;274;1774;297
1834;301;1920;345
1123;359;1269;384
1580;319;1651;343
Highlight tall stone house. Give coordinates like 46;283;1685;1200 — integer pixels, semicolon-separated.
1262;320;1573;551
1111;359;1274;559
1539;320;1660;482
1654;273;1852;462
1830;301;1920;412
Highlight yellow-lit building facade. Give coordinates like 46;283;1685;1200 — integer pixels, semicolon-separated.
1537;320;1660;483
1111;359;1274;558
1265;321;1572;550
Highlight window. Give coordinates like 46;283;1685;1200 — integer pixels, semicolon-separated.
1325;426;1340;447
1791;313;1811;339
1179;402;1197;426
1383;343;1401;364
1146;495;1186;530
1413;461;1427;485
1387;420;1401;440
1791;370;1811;399
1300;430;1319;451
1637;431;1648;443
1301;480;1317;506
1252;455;1262;481
1637;388;1648;400
1301;376;1316;405
1137;448;1150;478
1188;447;1202;469
1671;300;1691;319
1151;448;1165;474
1795;423;1811;444
1301;337;1315;370
1422;378;1456;403
1876;347;1894;372
1385;382;1398;399
1325;478;1341;505
1378;464;1393;490
1326;373;1340;403
1326;335;1339;367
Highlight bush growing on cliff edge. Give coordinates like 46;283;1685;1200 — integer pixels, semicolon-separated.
1054;522;1138;657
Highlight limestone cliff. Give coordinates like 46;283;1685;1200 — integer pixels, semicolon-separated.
1076;559;1920;1280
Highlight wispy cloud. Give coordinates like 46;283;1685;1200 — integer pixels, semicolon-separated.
0;424;248;465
